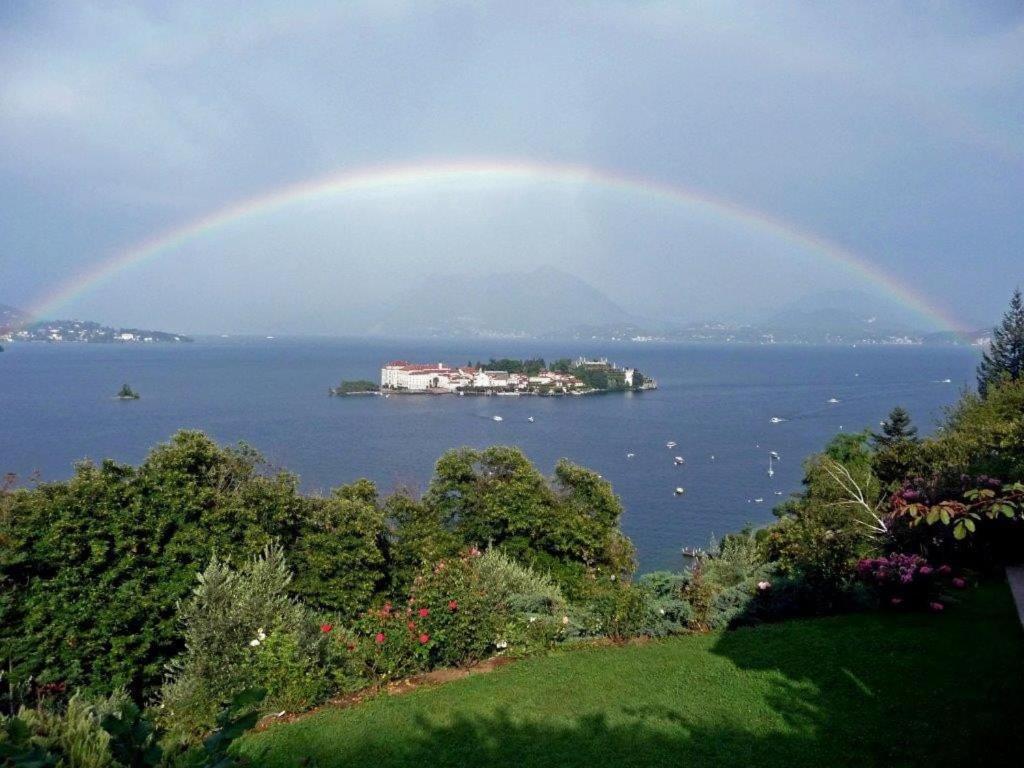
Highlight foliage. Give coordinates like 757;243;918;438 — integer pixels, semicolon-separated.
636;571;693;635
471;358;546;376
423;447;634;594
330;380;379;395
473;548;566;616
854;554;968;611
587;583;655;641
158;545;324;742
0;432;385;701
977;287;1024;397
870;406;922;488
117;384;140;400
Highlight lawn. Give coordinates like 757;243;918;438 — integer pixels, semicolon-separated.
243;583;1024;768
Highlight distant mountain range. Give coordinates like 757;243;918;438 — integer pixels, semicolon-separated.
0;304;192;343
363;272;989;346
1;279;991;346
368;267;634;338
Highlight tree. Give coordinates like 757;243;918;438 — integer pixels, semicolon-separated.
871;407;921;488
978;287;1024;397
872;406;918;448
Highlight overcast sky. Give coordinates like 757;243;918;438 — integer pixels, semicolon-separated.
1;1;1021;333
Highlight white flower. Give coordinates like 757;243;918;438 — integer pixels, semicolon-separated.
757;580;771;591
610;574;617;581
495;639;508;650
249;639;260;647
257;628;267;641
561;615;570;625
658;608;666;615
529;616;537;623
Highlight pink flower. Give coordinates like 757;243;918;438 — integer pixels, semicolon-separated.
469;547;482;557
407;621;417;630
418;633;430;644
890;597;904;606
418;607;429;618
320;623;333;633
918;565;933;576
952;577;966;589
756;581;771;591
937;564;952;575
382;603;392;616
374;632;386;644
448;600;459;612
929;601;945;612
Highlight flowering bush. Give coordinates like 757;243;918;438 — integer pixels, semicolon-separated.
855;554;966;611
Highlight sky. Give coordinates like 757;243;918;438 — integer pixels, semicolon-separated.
0;1;1021;334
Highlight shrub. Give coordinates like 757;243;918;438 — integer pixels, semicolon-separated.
474;548;566;616
637;571;693;635
588;583;656;641
158;545;324;742
855;554;966;611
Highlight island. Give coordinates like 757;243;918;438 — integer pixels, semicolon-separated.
376;356;657;395
329;379;380;396
117;383;140;400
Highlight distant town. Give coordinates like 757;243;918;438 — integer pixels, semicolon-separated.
331;356;657;396
0;306;191;344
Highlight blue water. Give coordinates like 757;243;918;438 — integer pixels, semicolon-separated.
0;339;978;571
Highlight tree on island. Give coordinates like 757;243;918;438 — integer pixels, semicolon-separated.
978;287;1024;397
118;383;140;400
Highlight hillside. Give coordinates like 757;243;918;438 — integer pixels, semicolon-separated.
0;304;192;343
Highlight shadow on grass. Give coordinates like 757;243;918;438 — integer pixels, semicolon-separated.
251;585;1024;768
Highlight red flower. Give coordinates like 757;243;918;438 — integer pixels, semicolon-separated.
346;643;356;651
418;633;430;644
375;632;386;644
382;602;392;615
418;607;429;618
320;623;333;633
448;600;459;612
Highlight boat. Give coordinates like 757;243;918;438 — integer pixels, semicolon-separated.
492;415;503;422
681;546;706;559
754;497;764;503
774;490;783;496
827;397;840;404
769;417;784;423
673;456;685;465
527;416;535;422
673;487;685;496
941;378;952;384
626;452;635;459
666;441;677;449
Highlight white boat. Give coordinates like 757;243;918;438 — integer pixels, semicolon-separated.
492;415;503;422
527;416;535;422
827;397;840;404
673;456;685;465
774;490;783;496
626;453;635;459
673;487;685;496
666;441;677;449
754;497;764;503
941;378;952;384
770;417;784;423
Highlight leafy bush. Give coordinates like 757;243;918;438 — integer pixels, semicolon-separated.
158;545;325;742
474;548;566;616
636;571;693;635
855;554;967;611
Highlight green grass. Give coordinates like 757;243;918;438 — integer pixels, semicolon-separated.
244;583;1024;768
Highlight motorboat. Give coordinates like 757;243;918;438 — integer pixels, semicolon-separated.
673;487;685;496
492;415;503;422
673;456;685;465
827;397;840;404
770;417;784;423
666;441;677;449
527;416;535;422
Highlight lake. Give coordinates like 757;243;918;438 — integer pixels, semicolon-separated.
0;339;979;571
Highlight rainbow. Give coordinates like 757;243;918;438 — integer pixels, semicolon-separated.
24;159;967;332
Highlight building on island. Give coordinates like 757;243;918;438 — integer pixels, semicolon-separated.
380;361;588;393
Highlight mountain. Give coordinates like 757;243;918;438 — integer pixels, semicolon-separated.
0;303;28;332
763;290;937;335
368;267;633;337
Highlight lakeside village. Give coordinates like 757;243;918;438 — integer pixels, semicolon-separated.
330;356;657;396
